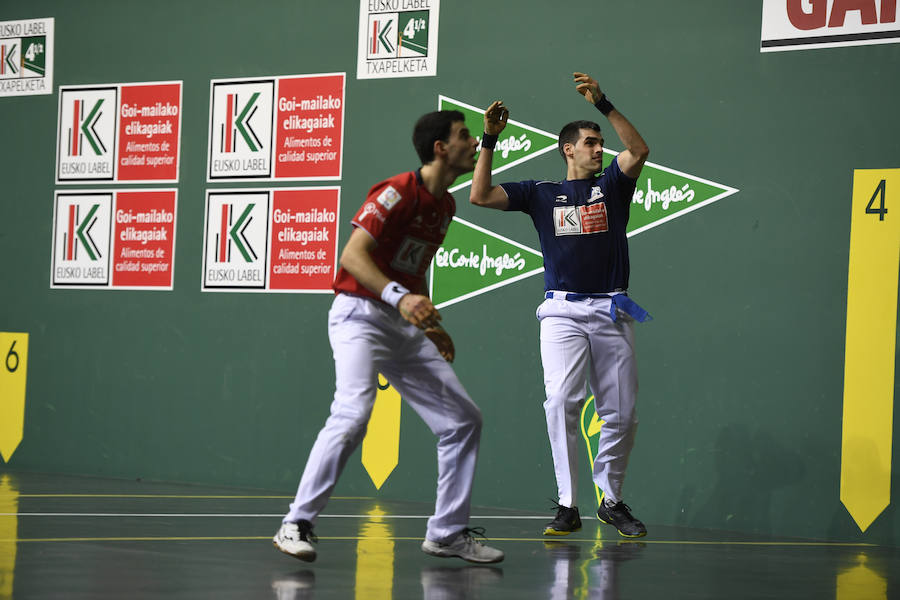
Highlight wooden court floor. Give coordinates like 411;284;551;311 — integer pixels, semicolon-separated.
0;469;897;599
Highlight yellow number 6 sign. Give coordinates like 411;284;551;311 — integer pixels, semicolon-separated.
0;332;28;463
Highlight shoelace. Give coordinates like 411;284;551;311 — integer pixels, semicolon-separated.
607;502;636;521
461;526;489;544
549;498;573;518
295;525;319;544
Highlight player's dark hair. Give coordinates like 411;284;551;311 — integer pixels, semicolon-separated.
413;110;465;164
558;120;602;161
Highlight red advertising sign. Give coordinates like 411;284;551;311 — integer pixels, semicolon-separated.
269;188;340;291
57;80;182;183
111;190;177;288
761;0;900;51
117;83;181;181
274;74;345;180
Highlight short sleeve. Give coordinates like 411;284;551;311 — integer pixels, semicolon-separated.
352;179;411;240
500;180;536;213
607;158;638;206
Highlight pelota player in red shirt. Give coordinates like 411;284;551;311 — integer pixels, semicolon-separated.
273;110;504;564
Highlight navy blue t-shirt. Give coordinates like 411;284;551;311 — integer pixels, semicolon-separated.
501;158;637;293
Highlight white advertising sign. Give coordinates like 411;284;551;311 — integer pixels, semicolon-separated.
761;0;900;52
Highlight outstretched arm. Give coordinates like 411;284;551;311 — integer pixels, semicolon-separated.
573;72;649;178
469;100;511;210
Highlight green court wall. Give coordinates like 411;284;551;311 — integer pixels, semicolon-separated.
1;0;899;547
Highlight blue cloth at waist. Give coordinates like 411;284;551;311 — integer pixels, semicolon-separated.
544;291;652;323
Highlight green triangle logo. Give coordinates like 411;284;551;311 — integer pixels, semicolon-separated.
618;151;738;237
429;217;544;309
433;96;738;307
438;95;559;193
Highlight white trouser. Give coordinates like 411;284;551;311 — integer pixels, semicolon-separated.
284;293;483;543
537;296;639;507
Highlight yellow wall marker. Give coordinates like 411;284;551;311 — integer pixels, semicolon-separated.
841;169;900;532
0;333;28;463
361;374;401;489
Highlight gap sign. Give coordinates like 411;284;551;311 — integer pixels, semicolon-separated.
762;0;900;51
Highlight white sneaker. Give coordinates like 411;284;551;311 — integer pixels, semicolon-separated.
273;521;317;562
421;528;504;564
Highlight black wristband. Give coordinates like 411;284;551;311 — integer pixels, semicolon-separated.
594;95;615;116
481;132;498;150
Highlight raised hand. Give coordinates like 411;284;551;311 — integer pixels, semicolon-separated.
483;100;509;136
573;72;603;104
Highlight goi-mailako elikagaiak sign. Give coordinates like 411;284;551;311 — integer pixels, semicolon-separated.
56;81;182;183
207;73;345;181
51;189;178;290
202;188;340;293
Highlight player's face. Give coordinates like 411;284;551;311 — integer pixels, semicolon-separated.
571;128;604;173
444;120;478;175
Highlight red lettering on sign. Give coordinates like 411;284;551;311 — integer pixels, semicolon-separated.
829;0;878;26
787;0;827;29
580;202;608;233
786;0;894;29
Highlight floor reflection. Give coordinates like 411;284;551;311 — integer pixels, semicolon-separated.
271;570;315;600
420;565;503;600
0;474;18;598
545;534;646;600
0;470;894;600
354;506;394;600
836;551;888;600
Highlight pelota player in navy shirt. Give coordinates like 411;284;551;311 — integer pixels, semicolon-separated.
500;153;635;294
470;72;651;538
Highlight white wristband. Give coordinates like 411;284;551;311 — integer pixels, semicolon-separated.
380;281;411;308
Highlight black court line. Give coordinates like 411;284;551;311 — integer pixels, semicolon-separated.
762;29;900;47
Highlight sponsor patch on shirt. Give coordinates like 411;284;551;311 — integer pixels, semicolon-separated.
553;203;609;236
390;236;435;275
377;186;401;210
360;201;386;223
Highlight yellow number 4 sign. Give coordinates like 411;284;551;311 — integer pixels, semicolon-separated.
841;170;900;532
0;333;28;463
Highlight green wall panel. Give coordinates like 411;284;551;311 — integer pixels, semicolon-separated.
1;0;898;546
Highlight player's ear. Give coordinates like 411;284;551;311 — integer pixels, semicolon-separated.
563;142;575;159
432;139;448;159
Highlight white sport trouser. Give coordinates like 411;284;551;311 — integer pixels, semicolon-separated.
537;295;639;507
284;293;483;543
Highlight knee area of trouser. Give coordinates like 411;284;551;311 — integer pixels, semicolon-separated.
461;404;483;431
327;402;374;434
600;413;638;437
543;392;580;414
427;395;481;437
